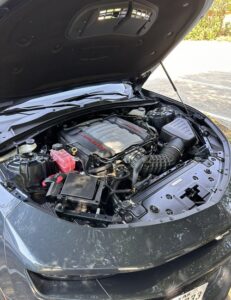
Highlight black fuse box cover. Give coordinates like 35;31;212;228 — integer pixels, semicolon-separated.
61;172;97;201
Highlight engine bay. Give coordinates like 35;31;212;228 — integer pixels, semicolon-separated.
0;102;223;227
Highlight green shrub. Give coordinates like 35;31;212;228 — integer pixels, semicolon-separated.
185;0;231;40
221;22;231;36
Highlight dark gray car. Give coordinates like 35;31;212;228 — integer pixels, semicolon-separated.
0;0;230;299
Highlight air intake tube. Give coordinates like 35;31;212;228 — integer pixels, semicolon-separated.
141;138;184;176
141;117;197;176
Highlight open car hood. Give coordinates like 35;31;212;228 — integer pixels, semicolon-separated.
0;0;213;108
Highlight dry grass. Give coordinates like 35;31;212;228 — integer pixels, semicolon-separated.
209;117;231;142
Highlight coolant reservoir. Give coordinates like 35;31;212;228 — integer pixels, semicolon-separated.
0;139;37;162
19;139;37;154
128;107;146;117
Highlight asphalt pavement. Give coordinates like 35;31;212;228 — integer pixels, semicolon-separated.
144;41;231;129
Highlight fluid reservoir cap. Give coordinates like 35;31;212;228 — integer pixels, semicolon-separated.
52;143;64;151
26;138;35;145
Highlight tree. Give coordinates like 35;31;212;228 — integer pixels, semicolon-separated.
185;0;231;40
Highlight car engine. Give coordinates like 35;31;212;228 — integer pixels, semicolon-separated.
1;104;209;227
59;116;150;161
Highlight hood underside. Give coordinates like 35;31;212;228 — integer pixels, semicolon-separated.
0;0;212;106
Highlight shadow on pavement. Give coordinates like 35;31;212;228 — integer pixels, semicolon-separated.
144;71;231;129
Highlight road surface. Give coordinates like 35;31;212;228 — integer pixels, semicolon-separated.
144;41;231;128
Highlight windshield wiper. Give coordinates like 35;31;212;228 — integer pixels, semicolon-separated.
0;103;81;115
54;91;128;104
1;91;128;115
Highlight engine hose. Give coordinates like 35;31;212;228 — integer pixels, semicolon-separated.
108;178;132;208
141;138;185;176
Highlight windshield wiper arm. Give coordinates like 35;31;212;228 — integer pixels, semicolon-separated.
1;92;128;115
55;91;128;104
0;103;81;115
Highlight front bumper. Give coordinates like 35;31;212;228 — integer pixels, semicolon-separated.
1;228;231;300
